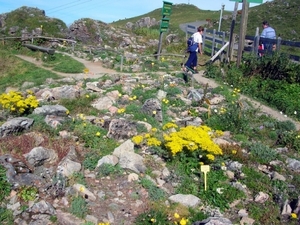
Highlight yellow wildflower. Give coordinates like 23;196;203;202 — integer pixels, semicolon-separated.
179;218;188;225
86;94;89;98
96;132;101;137
291;213;297;219
132;135;144;145
232;150;237;155
152;111;156;115
174;213;180;219
79;186;85;192
150;218;156;223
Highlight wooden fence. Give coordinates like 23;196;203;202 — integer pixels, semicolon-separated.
245;27;300;62
186;25;228;62
185;25;300;62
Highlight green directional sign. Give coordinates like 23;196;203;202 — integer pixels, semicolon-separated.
229;0;263;3
162;1;173;16
160;17;170;32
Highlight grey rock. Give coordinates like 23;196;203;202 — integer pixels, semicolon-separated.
192;217;232;225
141;98;163;122
91;96;115;110
56;209;85;225
29;200;55;215
33;105;69;116
168;194;201;208
0;117;34;137
24;146;58;167
107;119;137;140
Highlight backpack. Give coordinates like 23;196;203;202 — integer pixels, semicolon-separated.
187;36;198;52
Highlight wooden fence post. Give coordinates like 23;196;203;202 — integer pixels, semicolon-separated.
237;0;249;67
227;1;239;62
211;29;216;57
230;33;237;61
202;28;207;51
253;27;260;55
277;37;282;52
221;31;225;62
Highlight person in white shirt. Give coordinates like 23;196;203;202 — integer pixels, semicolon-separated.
184;26;204;73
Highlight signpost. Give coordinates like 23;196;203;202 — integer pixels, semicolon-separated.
157;1;173;60
229;0;262;2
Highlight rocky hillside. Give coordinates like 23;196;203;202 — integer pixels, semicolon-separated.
0;56;300;224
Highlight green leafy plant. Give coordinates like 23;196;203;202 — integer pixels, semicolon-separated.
198;169;246;211
69;195;88;219
96;163;124;178
248;142;279;164
0;207;14;225
68;172;86;186
18;186;38;202
135;209;173;225
0;165;11;202
139;177;166;201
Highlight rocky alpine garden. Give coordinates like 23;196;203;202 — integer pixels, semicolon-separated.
1;3;300;225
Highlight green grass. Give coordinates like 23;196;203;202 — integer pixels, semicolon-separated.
0;50;62;93
42;53;86;73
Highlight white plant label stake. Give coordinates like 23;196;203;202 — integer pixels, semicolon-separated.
200;165;210;191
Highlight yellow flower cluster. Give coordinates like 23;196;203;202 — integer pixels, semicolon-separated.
291;213;298;219
232;88;241;97
98;222;110;225
132;133;161;147
0;90;39;115
163;125;223;157
219;107;226;114
162;122;178;130
132;135;144;145
173;213;189;225
146;137;161;147
162;98;169;104
129;95;137;101
117;108;125;114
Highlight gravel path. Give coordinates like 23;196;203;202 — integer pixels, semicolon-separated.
194;71;300;130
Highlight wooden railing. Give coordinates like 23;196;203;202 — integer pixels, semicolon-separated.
186;24;300;62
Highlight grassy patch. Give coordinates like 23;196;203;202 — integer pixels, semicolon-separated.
42;53;85;73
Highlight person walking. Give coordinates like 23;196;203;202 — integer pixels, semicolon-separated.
260;21;276;54
183;26;204;73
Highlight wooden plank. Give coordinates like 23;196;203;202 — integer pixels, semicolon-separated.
23;44;55;55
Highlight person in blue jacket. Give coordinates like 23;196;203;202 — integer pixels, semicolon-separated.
260;21;276;53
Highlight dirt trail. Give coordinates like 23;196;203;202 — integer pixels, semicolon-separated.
16;54;300;130
16;54;116;79
194;71;300;130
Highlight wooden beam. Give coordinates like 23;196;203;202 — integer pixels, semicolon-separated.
237;0;249;67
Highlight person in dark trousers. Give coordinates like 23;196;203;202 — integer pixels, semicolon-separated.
260;21;276;54
183;26;204;73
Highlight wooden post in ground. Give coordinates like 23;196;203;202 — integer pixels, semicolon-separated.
227;1;239;62
237;0;249;67
230;33;237;61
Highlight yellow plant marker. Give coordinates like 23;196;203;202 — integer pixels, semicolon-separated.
200;165;210;191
